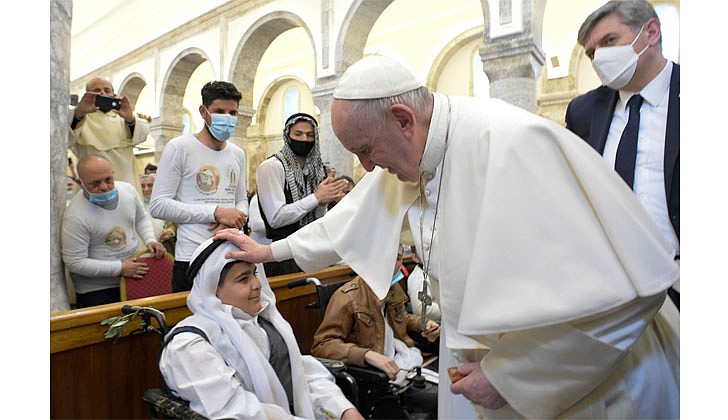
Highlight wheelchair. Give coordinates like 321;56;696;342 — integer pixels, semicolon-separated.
114;304;209;419
288;277;438;419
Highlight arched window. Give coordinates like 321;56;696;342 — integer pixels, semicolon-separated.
654;4;679;63
472;50;490;98
283;88;299;123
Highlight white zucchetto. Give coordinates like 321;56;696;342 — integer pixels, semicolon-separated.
332;55;423;100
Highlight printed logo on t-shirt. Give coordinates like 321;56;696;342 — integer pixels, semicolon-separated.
224;166;238;195
196;166;220;194
105;227;127;250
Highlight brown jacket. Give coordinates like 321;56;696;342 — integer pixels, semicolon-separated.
311;276;422;367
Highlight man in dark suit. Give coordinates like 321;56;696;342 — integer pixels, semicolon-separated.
566;0;679;310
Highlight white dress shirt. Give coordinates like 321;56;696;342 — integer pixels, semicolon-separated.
603;61;679;258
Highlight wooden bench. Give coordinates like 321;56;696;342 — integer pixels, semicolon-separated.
50;264;355;419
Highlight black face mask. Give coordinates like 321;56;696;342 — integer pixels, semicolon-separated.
289;139;315;157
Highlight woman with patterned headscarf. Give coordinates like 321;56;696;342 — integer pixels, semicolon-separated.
256;112;350;276
159;237;363;419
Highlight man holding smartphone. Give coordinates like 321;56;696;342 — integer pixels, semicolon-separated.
69;76;149;185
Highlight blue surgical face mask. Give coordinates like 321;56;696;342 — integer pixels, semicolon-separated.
205;108;237;141
143;197;150;205
88;188;119;207
391;269;405;286
80;178;119;209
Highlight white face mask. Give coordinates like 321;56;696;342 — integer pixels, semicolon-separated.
591;24;649;90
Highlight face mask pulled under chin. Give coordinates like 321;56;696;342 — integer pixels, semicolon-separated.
204;108;237;141
88;188;119;210
591;25;649;90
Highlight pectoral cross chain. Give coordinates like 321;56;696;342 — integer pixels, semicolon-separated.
418;276;432;331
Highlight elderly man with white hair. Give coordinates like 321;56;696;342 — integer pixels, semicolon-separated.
216;55;679;419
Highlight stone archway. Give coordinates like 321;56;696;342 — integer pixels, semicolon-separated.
246;75;313;192
229;11;316;111
117;72;146;110
334;0;394;74
155;48;212;161
228;11;317;189
426;26;485;91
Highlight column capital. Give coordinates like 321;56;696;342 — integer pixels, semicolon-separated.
479;36;545;81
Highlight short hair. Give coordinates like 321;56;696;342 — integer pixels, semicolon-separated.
578;0;659;47
201;81;242;107
144;163;157;172
348;86;432;130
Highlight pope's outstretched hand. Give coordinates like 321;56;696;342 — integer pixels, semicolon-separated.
214;228;274;263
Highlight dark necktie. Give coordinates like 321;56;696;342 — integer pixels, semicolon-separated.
614;94;644;189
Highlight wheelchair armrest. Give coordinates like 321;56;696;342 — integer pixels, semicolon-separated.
143;388;208;420
344;364;391;385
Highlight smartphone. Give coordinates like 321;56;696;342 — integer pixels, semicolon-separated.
95;95;121;112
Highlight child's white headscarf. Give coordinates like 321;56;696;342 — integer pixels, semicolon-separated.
180;237;316;417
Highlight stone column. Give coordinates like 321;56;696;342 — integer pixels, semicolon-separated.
149;118;184;162
479;36;545;112
229;106;255;192
50;0;72;313
312;76;356;178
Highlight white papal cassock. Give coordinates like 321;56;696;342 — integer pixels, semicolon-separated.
270;93;679;419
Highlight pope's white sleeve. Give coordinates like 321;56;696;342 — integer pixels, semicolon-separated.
480;292;665;419
149;143;217;224
301;355;356;418
256;159;320;228
159;333;296;420
271;219;343;273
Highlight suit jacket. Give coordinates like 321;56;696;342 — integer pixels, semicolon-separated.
565;63;679;240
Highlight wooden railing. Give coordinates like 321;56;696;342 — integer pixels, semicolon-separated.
50;264;355;419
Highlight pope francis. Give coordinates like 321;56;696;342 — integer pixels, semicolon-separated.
216;54;679;419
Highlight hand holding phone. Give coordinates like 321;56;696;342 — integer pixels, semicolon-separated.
95;95;121;113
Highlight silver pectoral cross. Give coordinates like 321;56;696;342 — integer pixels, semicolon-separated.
418;276;433;331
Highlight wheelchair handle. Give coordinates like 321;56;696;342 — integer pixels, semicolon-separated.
287;277;321;289
122;304;169;335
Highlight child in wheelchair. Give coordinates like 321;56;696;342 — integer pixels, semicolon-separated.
311;244;440;418
157;237;364;419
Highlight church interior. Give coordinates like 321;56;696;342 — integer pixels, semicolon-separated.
39;0;714;418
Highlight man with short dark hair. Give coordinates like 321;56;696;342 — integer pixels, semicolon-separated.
150;81;249;292
69;76;150;184
566;0;680;311
62;155;166;308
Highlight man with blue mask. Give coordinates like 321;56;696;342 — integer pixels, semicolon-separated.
256;112;350;277
150;81;249;292
565;0;679;314
62;155;166;308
